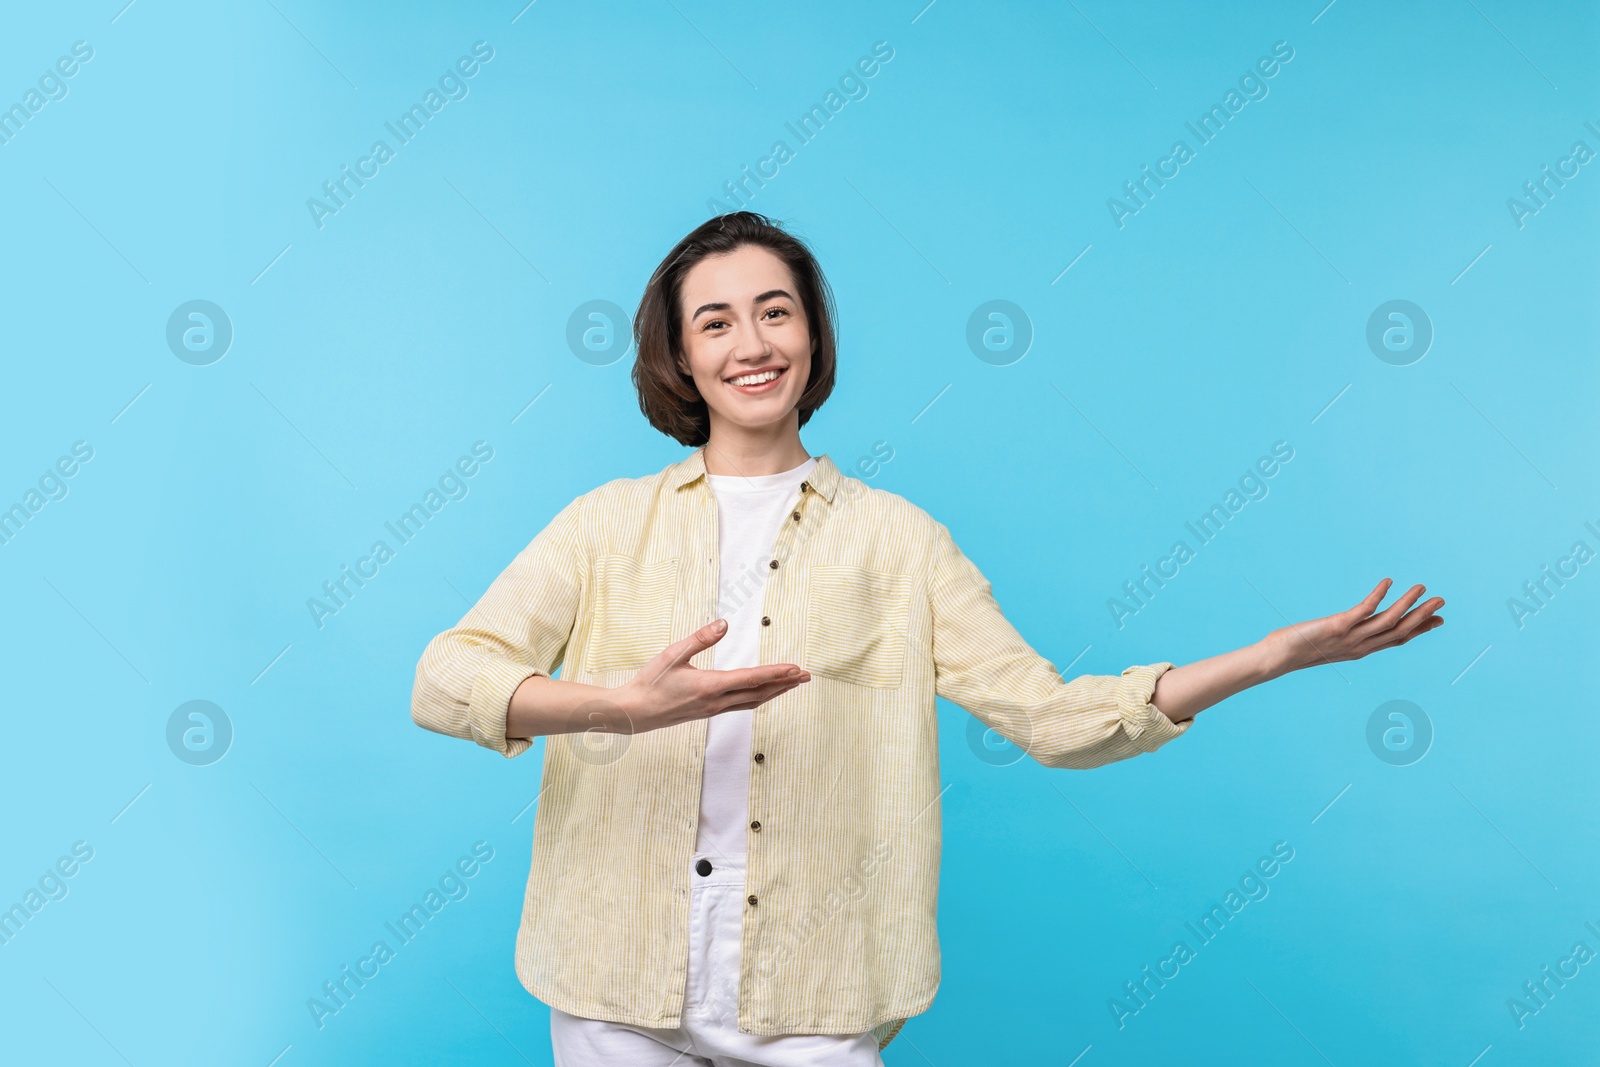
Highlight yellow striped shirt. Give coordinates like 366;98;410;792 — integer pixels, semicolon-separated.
410;445;1193;1050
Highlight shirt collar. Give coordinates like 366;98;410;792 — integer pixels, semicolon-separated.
669;446;839;503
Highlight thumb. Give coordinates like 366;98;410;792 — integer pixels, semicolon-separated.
670;618;727;665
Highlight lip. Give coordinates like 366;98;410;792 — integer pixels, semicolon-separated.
725;365;788;395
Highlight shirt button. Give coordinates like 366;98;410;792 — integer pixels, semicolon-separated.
750;820;761;831
768;559;778;570
696;858;712;876
753;752;764;763
747;894;758;906
800;482;808;492
760;616;770;626
791;511;800;521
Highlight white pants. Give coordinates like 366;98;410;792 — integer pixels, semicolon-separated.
549;849;885;1067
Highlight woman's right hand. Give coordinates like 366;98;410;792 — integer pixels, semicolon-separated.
613;618;810;734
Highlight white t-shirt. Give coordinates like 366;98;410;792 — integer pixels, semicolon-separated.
694;455;818;860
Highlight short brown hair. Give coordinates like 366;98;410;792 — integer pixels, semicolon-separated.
632;212;838;447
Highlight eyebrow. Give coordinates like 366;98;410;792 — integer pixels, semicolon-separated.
689;288;795;322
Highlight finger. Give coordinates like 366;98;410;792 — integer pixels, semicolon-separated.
662;619;730;669
1360;600;1444;650
710;663;810;693
716;675;810;710
1367;597;1445;646
1366;614;1444;653
1354;582;1427;637
717;678;809;713
723;681;806;713
635;620;729;687
1343;578;1393;621
716;664;812;699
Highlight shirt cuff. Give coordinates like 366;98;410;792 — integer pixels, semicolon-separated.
1116;662;1191;751
468;658;542;759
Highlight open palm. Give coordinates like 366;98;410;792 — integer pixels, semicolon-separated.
1265;578;1445;671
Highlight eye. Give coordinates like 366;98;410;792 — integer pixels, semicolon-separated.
763;307;789;320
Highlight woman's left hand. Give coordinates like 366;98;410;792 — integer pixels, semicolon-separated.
1264;578;1445;672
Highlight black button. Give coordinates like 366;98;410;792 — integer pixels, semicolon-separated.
695;858;712;876
747;894;758;906
750;820;761;831
753;752;764;763
791;511;800;521
800;482;808;492
760;616;770;626
768;559;778;570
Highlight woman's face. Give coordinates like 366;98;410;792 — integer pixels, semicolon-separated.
675;243;814;438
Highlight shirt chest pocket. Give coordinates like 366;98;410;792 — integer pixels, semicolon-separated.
803;566;913;689
586;554;681;673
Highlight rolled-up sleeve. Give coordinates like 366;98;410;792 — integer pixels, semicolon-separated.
928;520;1192;769
411;492;589;758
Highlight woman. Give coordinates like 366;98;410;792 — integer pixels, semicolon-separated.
410;211;1444;1066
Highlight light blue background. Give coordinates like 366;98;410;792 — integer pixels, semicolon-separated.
2;1;1596;1063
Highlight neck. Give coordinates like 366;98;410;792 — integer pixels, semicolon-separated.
703;426;811;477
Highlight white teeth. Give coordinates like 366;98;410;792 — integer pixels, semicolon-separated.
729;369;781;387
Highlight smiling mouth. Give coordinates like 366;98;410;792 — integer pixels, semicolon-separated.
726;366;787;392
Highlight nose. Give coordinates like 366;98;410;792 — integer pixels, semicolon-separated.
730;322;770;362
